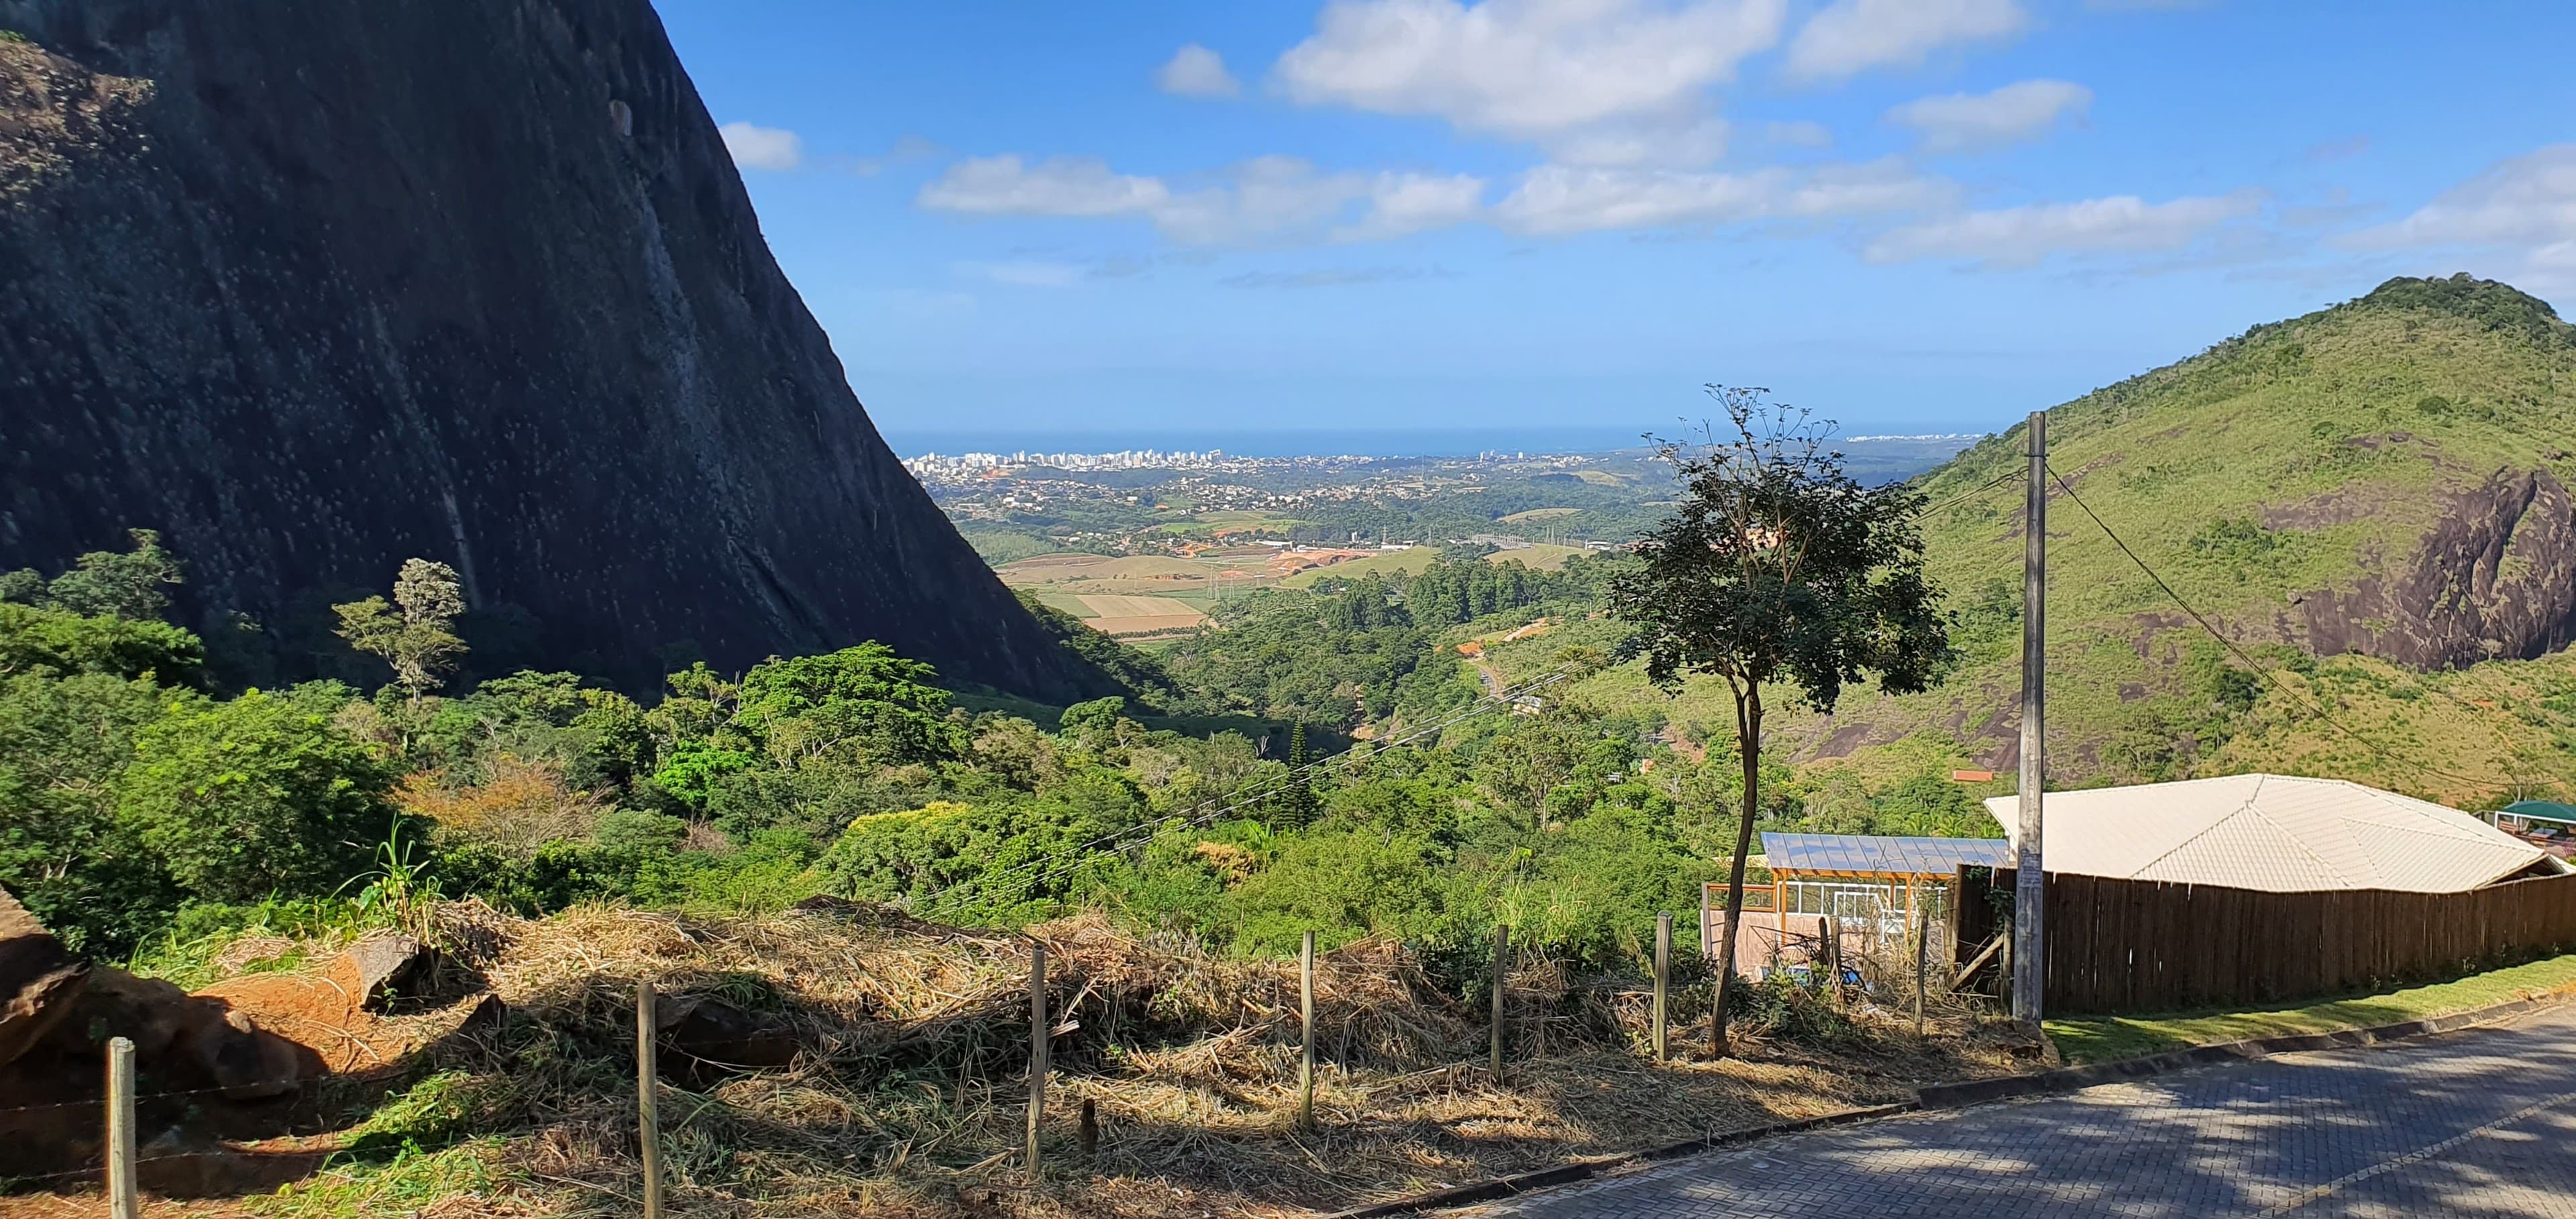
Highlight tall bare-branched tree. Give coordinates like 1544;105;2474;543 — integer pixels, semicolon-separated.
335;558;468;704
1610;386;1954;1057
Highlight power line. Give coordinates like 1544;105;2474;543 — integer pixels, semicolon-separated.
1909;466;2023;521
2043;463;2512;791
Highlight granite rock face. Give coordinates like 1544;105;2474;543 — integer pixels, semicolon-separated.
0;0;1109;698
2300;467;2576;671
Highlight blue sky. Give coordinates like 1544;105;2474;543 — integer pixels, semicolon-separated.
655;1;2576;452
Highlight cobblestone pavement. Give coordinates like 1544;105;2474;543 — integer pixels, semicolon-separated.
1470;1004;2576;1218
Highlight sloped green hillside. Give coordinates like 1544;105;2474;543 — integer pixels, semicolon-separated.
1555;275;2576;808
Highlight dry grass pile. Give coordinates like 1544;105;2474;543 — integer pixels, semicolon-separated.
179;900;2031;1218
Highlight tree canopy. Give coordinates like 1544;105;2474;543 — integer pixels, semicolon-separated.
1609;386;1954;1054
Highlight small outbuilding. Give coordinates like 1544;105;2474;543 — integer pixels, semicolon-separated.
1984;774;2571;894
1701;833;2008;972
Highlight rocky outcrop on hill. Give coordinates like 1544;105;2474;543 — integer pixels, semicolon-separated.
0;0;1110;698
2299;468;2576;670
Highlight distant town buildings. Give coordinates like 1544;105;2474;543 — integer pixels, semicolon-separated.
903;449;1229;481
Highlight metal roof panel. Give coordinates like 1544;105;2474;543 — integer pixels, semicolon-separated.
1982;774;2544;893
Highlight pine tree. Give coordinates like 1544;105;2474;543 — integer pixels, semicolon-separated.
1276;721;1321;829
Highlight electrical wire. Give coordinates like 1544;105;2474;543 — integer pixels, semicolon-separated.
2043;462;2514;791
1908;466;2023;521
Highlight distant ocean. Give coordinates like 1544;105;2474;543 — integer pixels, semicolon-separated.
885;426;1721;460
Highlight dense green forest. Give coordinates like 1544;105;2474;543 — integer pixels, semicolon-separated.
0;535;1994;975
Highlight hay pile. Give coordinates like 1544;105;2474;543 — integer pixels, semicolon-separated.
19;901;2021;1218
378;899;2021;1218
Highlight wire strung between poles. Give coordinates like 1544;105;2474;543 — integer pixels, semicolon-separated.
2045;462;2511;790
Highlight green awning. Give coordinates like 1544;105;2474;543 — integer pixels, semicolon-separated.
2503;800;2576;826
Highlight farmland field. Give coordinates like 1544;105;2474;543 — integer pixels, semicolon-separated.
1087;614;1207;637
1079;592;1208;636
1506;543;1590;571
1277;547;1441;588
1000;551;1288;633
1498;507;1580;523
1077;594;1201;619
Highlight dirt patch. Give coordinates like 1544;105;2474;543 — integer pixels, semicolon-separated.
1660;725;1707;764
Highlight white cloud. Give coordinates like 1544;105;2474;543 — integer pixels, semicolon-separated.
1157;44;1240;97
918;154;1481;246
2350;145;2576;297
1866;191;2260;266
2528;241;2576;295
719;122;804;172
2354;144;2576;248
1272;0;1785;166
1493;157;1951;235
1887;79;2091;154
1784;0;2025;83
1339;172;1490;240
1762;119;1835;148
917;155;1173;217
1151;156;1375;245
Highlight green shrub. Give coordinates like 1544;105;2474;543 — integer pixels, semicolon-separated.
0;602;203;684
117;687;399;905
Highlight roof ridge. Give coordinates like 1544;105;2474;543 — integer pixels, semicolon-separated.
2126;780;2269;877
2131;776;2362;886
2251;778;2380;886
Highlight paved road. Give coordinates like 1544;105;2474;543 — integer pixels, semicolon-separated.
1472;1004;2576;1218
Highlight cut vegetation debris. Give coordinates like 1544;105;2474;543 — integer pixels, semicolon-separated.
24;900;2028;1218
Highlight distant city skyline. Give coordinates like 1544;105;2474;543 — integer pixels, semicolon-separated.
660;1;2576;438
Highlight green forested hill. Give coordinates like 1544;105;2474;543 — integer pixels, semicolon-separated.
1540;275;2576;808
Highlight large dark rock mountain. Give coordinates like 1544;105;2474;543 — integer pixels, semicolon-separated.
0;0;1110;699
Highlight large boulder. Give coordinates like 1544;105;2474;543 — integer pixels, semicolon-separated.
657;993;800;1083
70;967;315;1102
0;884;87;1069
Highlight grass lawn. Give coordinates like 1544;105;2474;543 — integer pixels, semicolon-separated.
2047;953;2576;1065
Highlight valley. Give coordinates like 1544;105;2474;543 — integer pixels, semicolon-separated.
3;0;2574;1213
956;276;2576;810
941;440;1968;639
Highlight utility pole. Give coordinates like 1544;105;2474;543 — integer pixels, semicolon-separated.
2012;410;2047;1027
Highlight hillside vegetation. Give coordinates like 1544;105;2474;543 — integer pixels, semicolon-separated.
1548;276;2576;806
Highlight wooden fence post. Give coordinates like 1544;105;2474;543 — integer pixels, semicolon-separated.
1489;923;1509;1078
1299;930;1317;1128
1821;916;1837;989
1027;943;1049;1178
107;1036;136;1219
637;982;661;1219
1652;913;1670;1062
1913;910;1929;1039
